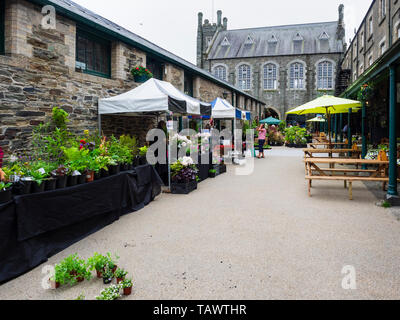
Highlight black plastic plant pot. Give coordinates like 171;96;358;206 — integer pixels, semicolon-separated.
94;172;102;180
133;157;140;167
56;176;67;189
120;163;129;172
139;156;148;166
100;168;110;178
170;180;198;195
14;180;32;195
103;277;113;285
77;175;86;185
220;164;227;174
197;164;209;182
44;178;57;191
67;175;78;187
0;189;13;204
32;181;45;194
209;172;217;178
108;164;120;175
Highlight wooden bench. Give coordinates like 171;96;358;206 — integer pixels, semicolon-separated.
305;158;389;200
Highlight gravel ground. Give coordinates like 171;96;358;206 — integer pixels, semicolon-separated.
0;147;399;300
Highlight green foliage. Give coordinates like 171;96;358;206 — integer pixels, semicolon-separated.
209;169;217;174
75;294;85;301
87;252;108;272
0;181;12;191
139;146;148;157
96;284;121;300
121;278;133;289
278;121;286;132
52;107;70;129
51;254;91;286
105;252;119;269
114;268;128;279
108;136;134;164
284;126;307;144
120;135;139;158
131;65;153;78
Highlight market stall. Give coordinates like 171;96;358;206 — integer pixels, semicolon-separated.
99;78;210;188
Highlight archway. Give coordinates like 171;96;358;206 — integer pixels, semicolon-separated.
263;107;281;120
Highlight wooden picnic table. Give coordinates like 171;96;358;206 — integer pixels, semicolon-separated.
303;148;361;158
308;142;349;149
304;157;389;200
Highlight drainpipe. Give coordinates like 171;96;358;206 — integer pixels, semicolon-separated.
387;64;398;199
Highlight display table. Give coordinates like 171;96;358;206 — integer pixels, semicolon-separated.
0;165;162;284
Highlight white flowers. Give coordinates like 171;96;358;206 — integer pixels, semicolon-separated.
170;134;192;149
179;156;194;167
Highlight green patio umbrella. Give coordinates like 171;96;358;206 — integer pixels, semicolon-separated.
260;117;282;125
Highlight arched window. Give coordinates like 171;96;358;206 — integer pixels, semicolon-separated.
289;62;304;89
317;61;333;90
238;64;251;90
263;63;277;90
214;65;227;81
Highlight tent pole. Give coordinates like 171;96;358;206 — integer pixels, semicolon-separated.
167;113;171;191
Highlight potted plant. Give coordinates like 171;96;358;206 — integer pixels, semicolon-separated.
138;146;148;165
170;157;198;195
96;284;121;300
208;169;217;178
50;263;69;289
105;252;119;273
131;66;153;83
87;252;108;278
0;181;13;204
121;278;133;296
102;266;114;285
51;165;69;189
114;268;128;284
28;169;47;194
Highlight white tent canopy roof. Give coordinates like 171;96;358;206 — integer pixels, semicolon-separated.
211;97;236;119
98;78;201;115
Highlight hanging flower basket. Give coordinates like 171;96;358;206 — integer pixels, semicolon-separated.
131;66;153;83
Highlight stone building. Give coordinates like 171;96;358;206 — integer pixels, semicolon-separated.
197;6;347;122
0;0;265;155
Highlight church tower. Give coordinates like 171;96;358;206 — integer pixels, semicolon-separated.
196;10;228;69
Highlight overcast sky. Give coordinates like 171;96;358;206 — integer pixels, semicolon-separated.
72;0;372;64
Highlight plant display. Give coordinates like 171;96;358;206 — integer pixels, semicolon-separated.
114;268;128;281
105;252;120;270
284;126;307;145
131;66;153;79
0;181;12;191
102;266;114;284
87;252;108;274
139;146;148;157
121;278;133;289
170;134;192;149
96;284;122;300
171;157;198;183
51;254;91;287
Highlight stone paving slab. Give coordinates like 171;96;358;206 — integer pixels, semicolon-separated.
0;147;399;300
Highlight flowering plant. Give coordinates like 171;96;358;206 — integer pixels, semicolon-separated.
171;157;198;183
171;134;192;149
96;284;121;300
131;66;153;78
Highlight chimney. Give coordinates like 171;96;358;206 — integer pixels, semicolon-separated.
223;17;228;30
217;10;222;27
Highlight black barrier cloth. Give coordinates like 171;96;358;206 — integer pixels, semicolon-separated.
0;165;162;284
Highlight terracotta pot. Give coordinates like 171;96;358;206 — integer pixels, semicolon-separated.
111;265;118;273
96;270;103;278
50;280;60;289
86;171;95;183
116;277;123;284
123;286;132;296
77;277;84;283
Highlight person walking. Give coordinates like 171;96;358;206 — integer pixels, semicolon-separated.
257;124;267;159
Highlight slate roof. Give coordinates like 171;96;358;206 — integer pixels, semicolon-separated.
208;21;343;60
29;0;265;103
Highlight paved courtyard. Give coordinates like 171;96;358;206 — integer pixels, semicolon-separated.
1;147;400;300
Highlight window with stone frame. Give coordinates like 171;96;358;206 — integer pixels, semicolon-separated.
263;63;277;90
0;0;4;55
76;28;111;78
289;62;304;89
380;0;386;20
317;61;333;90
214;65;227;81
238;64;251;90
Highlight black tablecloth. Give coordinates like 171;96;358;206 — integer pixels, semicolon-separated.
0;165;162;284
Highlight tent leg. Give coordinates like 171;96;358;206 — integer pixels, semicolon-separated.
98;114;102;136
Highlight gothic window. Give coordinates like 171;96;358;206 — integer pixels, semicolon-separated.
76;28;111;78
317;61;333;90
238;64;251;90
263;63;277;90
380;0;386;19
214;65;227;81
289;62;304;89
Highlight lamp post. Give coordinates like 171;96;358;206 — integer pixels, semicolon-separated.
387;64;398;199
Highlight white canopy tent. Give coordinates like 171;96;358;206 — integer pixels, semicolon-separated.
98;78;211;189
211;97;236;119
